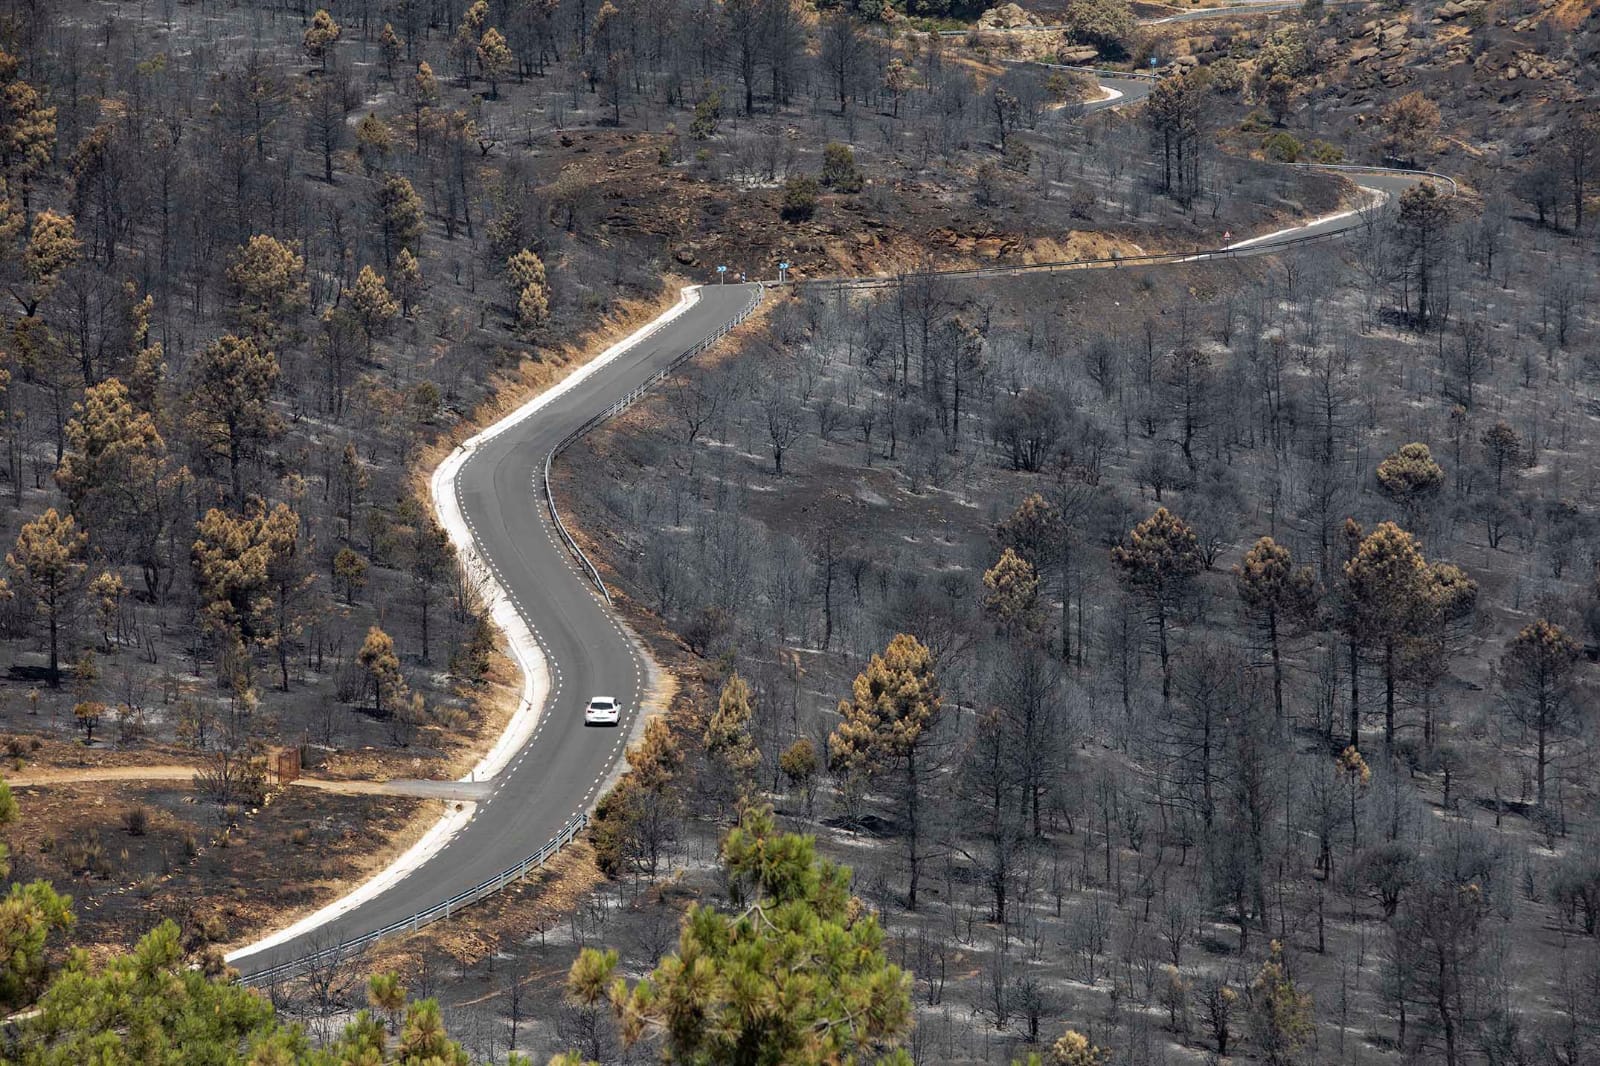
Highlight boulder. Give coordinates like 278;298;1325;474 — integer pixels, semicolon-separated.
977;3;1039;29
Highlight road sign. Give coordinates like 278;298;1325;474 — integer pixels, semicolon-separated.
778;261;790;283
716;265;727;284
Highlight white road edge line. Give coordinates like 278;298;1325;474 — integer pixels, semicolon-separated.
1219;188;1385;252
225;284;706;966
222;801;479;963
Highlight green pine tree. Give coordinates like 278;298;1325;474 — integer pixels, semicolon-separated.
564;805;914;1066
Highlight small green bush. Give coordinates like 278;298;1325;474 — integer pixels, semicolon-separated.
1208;57;1246;96
820;142;864;193
1308;139;1344;163
781;176;819;222
1239;109;1273;134
1262;131;1303;162
690;91;722;140
1003;139;1033;174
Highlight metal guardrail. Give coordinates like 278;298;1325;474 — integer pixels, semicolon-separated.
239;812;588;986
544;448;612;604
1142;0;1304;22
1287;161;1459;196
544;284;765;602
1034;63;1161;81
937;22;1068;34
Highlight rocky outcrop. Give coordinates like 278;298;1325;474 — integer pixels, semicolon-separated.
1434;0;1487;20
976;3;1041;29
1496;49;1572;78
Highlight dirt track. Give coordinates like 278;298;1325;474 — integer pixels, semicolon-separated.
3;764;196;786
1;764;483;799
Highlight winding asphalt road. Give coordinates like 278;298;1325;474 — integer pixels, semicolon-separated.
226;46;1430;982
227;284;757;979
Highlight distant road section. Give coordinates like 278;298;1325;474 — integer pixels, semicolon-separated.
938;0;1316;35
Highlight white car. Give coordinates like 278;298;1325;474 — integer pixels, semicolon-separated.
584;696;620;726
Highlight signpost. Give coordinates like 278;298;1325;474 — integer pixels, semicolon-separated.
778;261;790;284
716;264;727;284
